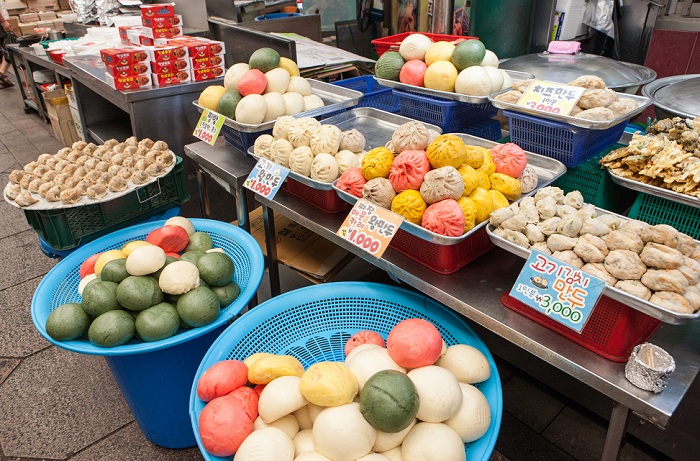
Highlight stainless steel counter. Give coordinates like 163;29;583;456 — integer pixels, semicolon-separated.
183;141;700;461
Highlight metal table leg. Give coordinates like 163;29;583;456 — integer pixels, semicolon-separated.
234;186;251;234
195;167;210;218
601;402;630;461
261;204;281;297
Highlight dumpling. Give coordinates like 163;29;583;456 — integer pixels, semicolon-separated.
102;139;118;149
84;158;99;171
575;107;615;121
391;121;430;154
289;146;314;177
339;129;366;153
421;199;465;237
86;184;107;199
567;75;606;90
288;117;321;148
494;90;523;104
272;115;297;140
534;186;564;204
108;165;122;177
538;217;562;236
581;263;618;285
524;223;545;244
578;88;618;110
310;153;339;183
363;177;396;209
14;190;39;207
603;230;644;253
518;203;539;224
336;168;367;198
19;174;35;189
334;150;359;175
67;150;82;162
138;138;155;149
641;224;680;249
121;157;137;170
361;147;394;180
531;242;551;255
27;178;43;194
597;214;622;230
500;213;529;232
573;234;609;263
254;134;276;159
95;161;111;173
45;185;63;202
563;191;584;209
493;228;530;248
152;140;168;151
552;250;584;269
270;139;295;168
619;219;651;235
556;213;584;237
56;147;72;158
310;124;342;156
677;233;699;257
640;243;684;269
156;151;175;168
679;258;700;285
614;280;652;300
9;169;28;185
607;99;638;118
517;165;538;194
604;250;647;280
123;136;138;147
37;153;53;165
419;166;465;204
389;150;430;193
649;292;692;314
133;159;147;172
512;79;534;93
556;204;577;218
546;234;578;252
65;177;82;189
641;269;689;294
146;162;167;177
118;167;133;181
145;151;160;165
131;170;151;185
59;188;82;205
108;176;128;192
32;165;50;178
426;134;468;169
5;184;21;201
38;181;54;198
490;203;519;227
392;189;427;225
536;196;557;220
74;179;91;195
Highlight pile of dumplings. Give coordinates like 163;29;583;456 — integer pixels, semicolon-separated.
490;186;700;314
494;74;639;122
335;120;539;237
252;116;366;184
4;137;175;208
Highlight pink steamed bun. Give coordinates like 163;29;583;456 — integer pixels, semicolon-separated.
421;199;465;237
400;60;428;87
387;318;444;368
345;330;386;356
389;150;431;193
199;391;255;457
490;143;528;178
197;359;249;402
336;167;367;198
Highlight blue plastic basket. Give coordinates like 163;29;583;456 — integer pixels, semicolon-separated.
31;218;264;448
503;109;627;167
221;125;272;155
190;282;503;461
394;89;499;132
459;118;503;142
332;76;401;113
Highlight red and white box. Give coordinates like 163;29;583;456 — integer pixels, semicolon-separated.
174;39;225;59
100;47;150;67
118;26;142;46
142;25;183;40
191;66;226;82
152;70;192;86
140;3;175;18
142;14;182;28
139;36;169;47
151;59;190;74
105;61;151;78
190;55;224;70
143;44;189;62
105;73;153;91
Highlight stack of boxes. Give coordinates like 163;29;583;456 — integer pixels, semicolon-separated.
110;3;226;89
7;0;66;36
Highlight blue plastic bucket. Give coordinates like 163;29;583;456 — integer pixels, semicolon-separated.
255;12;301;20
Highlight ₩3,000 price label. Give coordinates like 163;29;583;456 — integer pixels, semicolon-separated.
337;199;403;259
193;109;225;145
517;79;586;116
243;158;289;199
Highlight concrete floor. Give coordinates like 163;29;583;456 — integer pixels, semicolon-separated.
0;72;684;461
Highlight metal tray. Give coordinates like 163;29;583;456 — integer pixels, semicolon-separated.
334;132;567;246
486;209;700;325
607;170;700;209
247;108;442;192
488;90;652;130
193;79;363;133
375;70;534;105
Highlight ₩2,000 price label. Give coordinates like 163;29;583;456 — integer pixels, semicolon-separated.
243;158;289;199
337;199;403;259
517;79;587;116
192;109;225;145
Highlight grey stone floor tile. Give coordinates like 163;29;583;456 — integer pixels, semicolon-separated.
0;358;20;385
8;144;42;168
0;154;21;174
32;139;65;155
0;346;133;459
495;412;576;461
541;406;608;461
493;355;517;384
0;277;51;357
70;422;203;461
0;230;56;291
0;198;31;238
619;439;669;461
502;374;566;433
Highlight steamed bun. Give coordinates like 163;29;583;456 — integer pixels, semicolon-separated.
336;168;368;198
310;153;339;183
392;121;430;153
270;138;294;168
419;166;465;204
235;94;267;125
335;150;360;174
273;115;297;139
288;117;321;147
389;150;430;193
361;147;394;180
421;199;465;237
310;124;342;156
391;190;427;225
363;178;396;209
289;146;314;176
426;134;468;169
340;129;366;153
313;403;377;461
253;134;275;159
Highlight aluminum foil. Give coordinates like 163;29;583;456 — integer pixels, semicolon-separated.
625;343;675;393
69;0;99;24
95;0;122;27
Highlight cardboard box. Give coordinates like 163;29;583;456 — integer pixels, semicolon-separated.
141;25;183;39
172;39;224;59
191;65;225;81
42;89;79;147
34;19;53;29
151;59;190;74
19;12;39;22
152;70;191;86
142;44;188;62
190;55;224;70
8;17;20;34
100;47;150;67
105;73;153;91
27;0;58;11
38;11;56;20
139;3;175;18
64;84;85;141
141;14;182;28
105;61;151;78
138;35;168;47
118;26;142;45
52;19;63;30
18;22;37;35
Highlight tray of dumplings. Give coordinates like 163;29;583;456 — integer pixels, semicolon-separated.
333;132;567;246
486;186;700;324
3;138;177;211
247;108;443;192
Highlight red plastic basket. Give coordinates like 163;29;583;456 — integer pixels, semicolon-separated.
501;292;660;362
388;225;494;275
282;178;350;214
372;32;478;57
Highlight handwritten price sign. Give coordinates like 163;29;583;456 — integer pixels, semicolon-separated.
511;250;606;332
517;79;586;116
193;109;225;145
337;199;403;258
243;158;289;199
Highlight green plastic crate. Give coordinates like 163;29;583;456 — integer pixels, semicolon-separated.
627;193;700;240
23;157;190;250
551;144;638;213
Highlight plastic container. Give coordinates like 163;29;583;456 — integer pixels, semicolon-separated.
31;218;265;448
282;177;350;213
332;75;401;113
190;282;503;461
220;125;271;154
627;193;700;240
501;292;660;362
551;143;638;213
372;32;478;57
503;109;628;167
459;117;503;142
23;157;190;250
389;226;495;274
395;89;498;132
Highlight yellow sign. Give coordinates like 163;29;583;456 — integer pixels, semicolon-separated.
517;79;586;116
193;109;225;145
337;199;403;259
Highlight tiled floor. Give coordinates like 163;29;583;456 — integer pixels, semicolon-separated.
0;71;681;461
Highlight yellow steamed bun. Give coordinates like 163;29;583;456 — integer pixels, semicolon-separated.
299;361;358;407
391;190;428;225
425;134;468;169
361;147;394;180
489;173;522;201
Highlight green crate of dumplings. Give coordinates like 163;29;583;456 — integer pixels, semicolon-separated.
627;193;700;240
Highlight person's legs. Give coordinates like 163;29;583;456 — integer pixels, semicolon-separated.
0;54;14;88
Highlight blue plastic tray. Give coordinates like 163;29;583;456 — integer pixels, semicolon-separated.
31;218;265;356
189;282;503;461
459;118;503;142
394;89;499;132
332;76;401;113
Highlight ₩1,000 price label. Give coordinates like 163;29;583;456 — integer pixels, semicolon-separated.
192;109;225;145
337;199;403;259
243;158;289;199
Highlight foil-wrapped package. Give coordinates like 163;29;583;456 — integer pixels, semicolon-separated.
69;0;98;23
96;0;122;26
625;343;675;393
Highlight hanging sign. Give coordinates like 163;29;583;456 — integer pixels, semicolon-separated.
243;158;289;199
337;199;403;259
193;109;225;145
511;250;606;332
517;79;586;116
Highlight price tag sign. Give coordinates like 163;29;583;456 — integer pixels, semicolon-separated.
511;250;606;332
517;79;586;116
243;158;289;199
337;199;403;259
193;109;225;145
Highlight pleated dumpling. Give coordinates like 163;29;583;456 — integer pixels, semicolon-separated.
334;150;359;175
254;134;275;159
289;146;314;177
389;149;430;193
288;117;321;148
419;166;465;204
310;124;342;156
272;115;297;140
391;189;427;225
422;199;465;237
391;120;430;154
270;138;294;168
339;129;366;153
310;153;339;183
